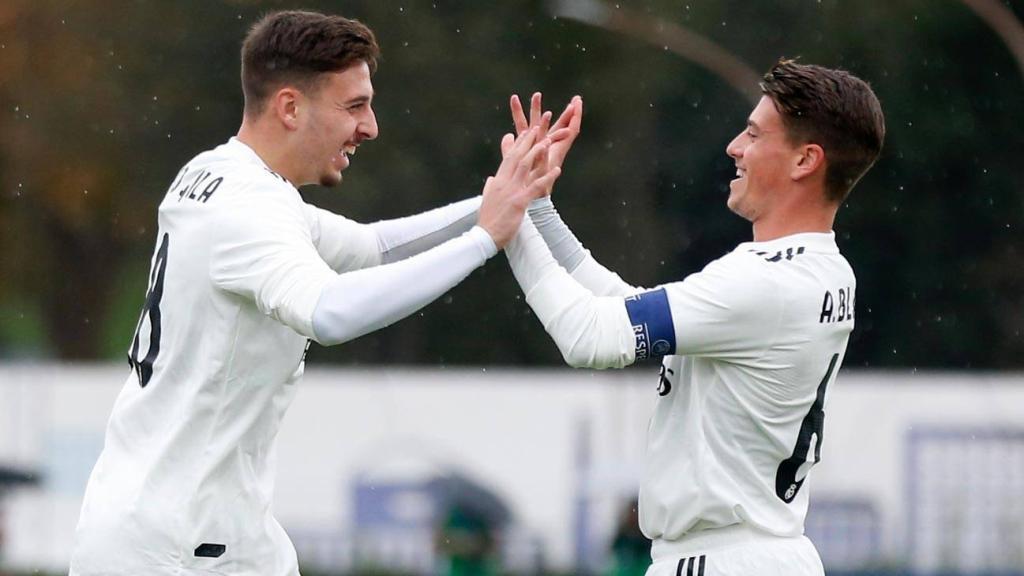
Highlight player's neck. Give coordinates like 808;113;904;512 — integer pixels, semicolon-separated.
751;206;836;242
236;123;301;186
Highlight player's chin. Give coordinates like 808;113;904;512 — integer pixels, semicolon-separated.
726;184;741;209
319;170;343;188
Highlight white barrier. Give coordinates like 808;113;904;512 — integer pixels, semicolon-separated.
1;364;1023;573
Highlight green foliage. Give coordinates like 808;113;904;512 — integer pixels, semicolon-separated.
1;0;1022;368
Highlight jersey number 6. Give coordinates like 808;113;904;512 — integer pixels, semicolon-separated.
128;233;169;388
775;353;839;503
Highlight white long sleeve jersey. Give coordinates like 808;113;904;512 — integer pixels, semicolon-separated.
70;138;490;576
506;217;856;555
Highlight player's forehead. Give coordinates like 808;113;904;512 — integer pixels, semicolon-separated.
747;95;783;132
318;61;374;103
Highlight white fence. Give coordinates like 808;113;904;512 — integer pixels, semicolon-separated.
1;364;1023;573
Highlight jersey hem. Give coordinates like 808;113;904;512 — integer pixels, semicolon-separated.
651;522;802;560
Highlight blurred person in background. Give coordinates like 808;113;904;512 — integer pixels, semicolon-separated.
434;501;499;576
606;499;650;576
505;60;884;575
68;10;563;576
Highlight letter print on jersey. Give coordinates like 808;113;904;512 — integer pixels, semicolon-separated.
128;233;169;388
624;288;676;361
775;353;839;503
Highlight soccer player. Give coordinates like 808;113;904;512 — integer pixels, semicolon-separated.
505;61;884;574
69;10;563;576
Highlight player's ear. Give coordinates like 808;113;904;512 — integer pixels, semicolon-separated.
791;143;825;182
272;87;302;131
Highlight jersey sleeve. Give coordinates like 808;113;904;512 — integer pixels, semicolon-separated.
527;198;638;297
369;196;481;264
505;217;640;369
210;189;336;339
664;255;783;360
302;203;383;273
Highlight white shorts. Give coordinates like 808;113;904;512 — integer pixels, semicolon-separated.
646;525;824;576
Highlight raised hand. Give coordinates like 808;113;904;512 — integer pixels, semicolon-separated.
502;93;583;181
478;127;562;249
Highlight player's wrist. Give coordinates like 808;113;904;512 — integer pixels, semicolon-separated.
469;225;500;257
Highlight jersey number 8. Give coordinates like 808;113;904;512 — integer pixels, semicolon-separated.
128;233;169;388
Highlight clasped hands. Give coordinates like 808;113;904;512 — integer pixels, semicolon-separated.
477;92;584;248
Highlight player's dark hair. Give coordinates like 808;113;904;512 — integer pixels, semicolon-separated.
241;10;380;117
759;59;885;204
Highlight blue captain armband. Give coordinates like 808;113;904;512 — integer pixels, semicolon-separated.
624;288;676;360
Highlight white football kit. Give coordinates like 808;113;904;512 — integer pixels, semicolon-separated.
70;138;491;576
508;199;856;574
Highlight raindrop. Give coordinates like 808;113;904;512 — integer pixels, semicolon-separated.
84;189;89;195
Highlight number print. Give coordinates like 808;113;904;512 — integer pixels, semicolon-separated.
128;233;169;388
775;353;839;503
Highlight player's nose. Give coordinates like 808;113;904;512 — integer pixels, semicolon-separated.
725;132;743;159
360;107;379;141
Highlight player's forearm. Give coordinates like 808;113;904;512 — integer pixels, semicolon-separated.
506;217;636;369
527;197;636;297
310;226;496;346
371;196;481;264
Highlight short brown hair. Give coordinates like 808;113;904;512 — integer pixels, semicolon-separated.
759;60;885;203
241;10;380;117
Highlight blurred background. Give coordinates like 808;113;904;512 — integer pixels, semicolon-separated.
1;0;1023;575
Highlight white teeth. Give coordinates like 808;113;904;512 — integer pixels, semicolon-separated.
342;145;357;156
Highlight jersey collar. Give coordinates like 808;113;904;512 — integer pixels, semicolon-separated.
224;137;296;187
737;231;839;255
